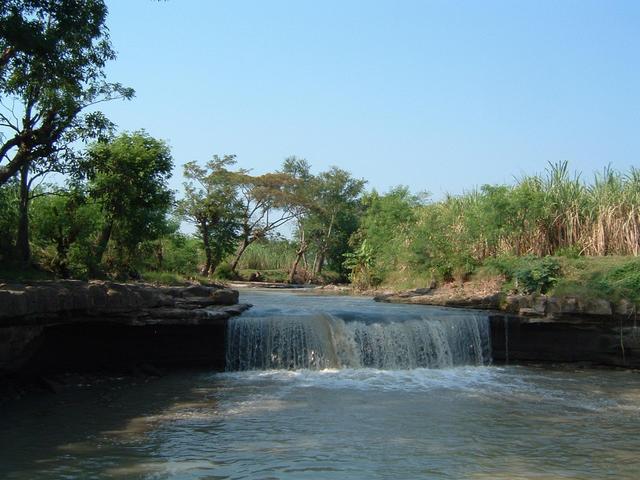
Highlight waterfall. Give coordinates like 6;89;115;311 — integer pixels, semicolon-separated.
226;312;491;371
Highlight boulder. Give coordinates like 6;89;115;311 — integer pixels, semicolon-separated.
581;298;613;316
210;288;239;305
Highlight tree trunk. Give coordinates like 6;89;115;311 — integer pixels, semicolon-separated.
289;243;307;284
94;220;113;268
199;222;212;276
231;237;250;272
16;162;31;264
289;226;307;284
314;214;334;276
314;252;325;275
55;234;71;279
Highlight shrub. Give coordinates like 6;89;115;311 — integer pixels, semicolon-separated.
214;263;235;280
513;257;561;294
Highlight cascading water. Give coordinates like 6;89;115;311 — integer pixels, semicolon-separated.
226;310;491;371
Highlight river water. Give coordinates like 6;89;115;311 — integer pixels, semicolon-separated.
1;290;640;479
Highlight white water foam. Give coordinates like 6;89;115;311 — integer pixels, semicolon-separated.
226;312;491;371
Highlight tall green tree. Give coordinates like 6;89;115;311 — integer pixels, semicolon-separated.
229;169;297;272
0;0;133;263
179;155;242;276
345;186;420;285
82;131;173;274
305;167;366;277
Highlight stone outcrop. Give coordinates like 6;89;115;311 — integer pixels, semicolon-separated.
375;285;636;319
374;282;640;368
374;282;503;310
0;280;243;325
0;281;249;376
490;313;640;368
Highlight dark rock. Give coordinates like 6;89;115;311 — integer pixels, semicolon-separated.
210;288;239;305
181;285;216;298
139;363;163;377
412;287;433;295
581;299;613;316
490;314;640;368
38;376;63;394
248;271;263;282
614;299;636;316
0;281;249;377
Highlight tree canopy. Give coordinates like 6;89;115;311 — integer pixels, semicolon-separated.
0;0;133;185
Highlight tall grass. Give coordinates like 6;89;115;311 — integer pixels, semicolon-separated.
355;163;640;284
234;238;297;271
415;162;640;264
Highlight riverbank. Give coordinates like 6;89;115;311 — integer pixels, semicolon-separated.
372;276;637;317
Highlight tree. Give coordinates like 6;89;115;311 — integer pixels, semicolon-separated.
345;186;421;286
0;0;133;262
30;189;100;278
280;156;315;283
178;155;242;276
304;167;366;277
82;131;173;274
229;169;297;272
0;0;133;184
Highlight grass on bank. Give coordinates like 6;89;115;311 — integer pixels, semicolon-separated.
386;255;640;305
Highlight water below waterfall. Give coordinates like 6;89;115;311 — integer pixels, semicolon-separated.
2;289;640;479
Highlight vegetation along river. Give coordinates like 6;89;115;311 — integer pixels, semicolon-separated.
1;290;640;479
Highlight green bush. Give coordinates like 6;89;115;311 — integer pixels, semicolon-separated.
592;259;640;303
484;255;561;294
214;263;235;280
513;257;561;294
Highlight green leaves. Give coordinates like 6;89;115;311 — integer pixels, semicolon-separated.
0;0;133;185
83;131;174;271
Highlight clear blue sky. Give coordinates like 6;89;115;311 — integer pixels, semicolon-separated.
102;0;640;198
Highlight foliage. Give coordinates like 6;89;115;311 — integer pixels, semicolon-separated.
343;239;380;288
138;231;203;275
236;237;297;271
0;181;19;259
344;187;419;287
301;166;366;278
0;0;134;185
553;256;640;304
82;131;174;274
351;163;640;288
229;166;298;271
30;190;101;277
485;255;561;294
178;155;242;276
213;263;236;280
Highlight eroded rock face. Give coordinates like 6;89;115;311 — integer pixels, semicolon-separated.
0;281;243;325
490;314;640;368
0;281;249;375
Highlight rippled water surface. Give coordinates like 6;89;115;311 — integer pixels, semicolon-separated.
1;290;640;479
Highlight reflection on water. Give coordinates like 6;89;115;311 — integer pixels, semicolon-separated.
0;291;639;479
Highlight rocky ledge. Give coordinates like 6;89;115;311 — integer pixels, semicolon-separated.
0;281;250;377
374;280;640;368
374;281;636;319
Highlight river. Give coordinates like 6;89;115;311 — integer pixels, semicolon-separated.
1;289;639;479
